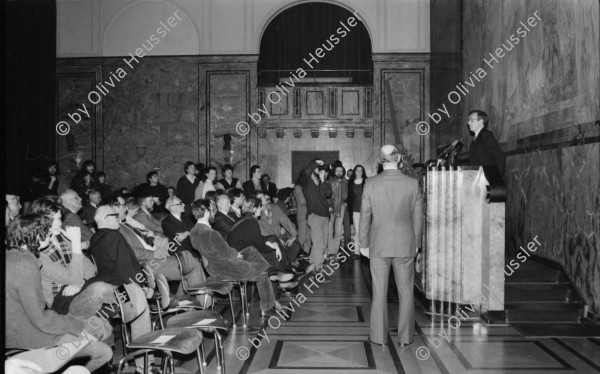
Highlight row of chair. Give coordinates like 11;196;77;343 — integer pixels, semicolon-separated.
115;253;253;374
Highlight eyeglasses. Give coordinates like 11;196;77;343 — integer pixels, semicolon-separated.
113;203;125;208
104;213;119;218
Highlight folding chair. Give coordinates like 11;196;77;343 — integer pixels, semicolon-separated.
115;282;205;374
173;253;249;327
152;273;228;372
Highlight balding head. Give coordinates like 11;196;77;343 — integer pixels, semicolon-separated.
378;144;401;167
60;189;83;213
95;205;120;230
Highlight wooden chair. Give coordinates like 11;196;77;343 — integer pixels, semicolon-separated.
152;273;228;372
114;282;205;374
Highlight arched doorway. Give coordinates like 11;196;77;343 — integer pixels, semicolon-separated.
258;2;373;85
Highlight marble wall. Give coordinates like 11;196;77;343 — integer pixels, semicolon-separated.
462;0;600;316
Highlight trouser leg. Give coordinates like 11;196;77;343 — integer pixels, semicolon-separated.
392;257;415;344
369;257;391;345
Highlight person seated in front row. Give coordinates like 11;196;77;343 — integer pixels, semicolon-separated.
189;199;294;318
30;198;98;308
227;197;298;283
5;215;113;372
115;196;208;302
213;193;237;241
255;191;311;274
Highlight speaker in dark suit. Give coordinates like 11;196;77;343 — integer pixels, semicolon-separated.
467;110;505;176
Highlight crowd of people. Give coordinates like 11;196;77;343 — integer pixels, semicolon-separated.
4;158;370;373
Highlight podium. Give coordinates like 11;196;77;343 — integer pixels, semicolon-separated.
420;166;505;319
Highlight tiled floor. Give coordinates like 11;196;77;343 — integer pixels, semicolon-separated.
172;256;600;374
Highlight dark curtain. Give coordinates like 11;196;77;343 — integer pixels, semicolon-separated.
258;2;373;85
5;0;57;193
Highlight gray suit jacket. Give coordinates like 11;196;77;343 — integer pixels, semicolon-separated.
358;169;423;258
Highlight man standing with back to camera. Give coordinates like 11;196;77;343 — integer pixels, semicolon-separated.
359;145;423;347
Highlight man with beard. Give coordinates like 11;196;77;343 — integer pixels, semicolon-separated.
134;194;165;236
327;165;348;258
135;171;170;216
189;199;292;318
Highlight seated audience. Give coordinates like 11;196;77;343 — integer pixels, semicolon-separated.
276;187;297;223
228;188;244;220
115;197;207;298
189;199;293;318
89;205;146;289
30;198;97;307
242;165;262;198
195;166;217;200
5;192;22;227
96;172;112;201
46;161;60;196
79;189;101;231
216;164;243;191
255;191;306;273
161;196;194;254
227;197;292;274
60;189;93;248
260;174;278;202
213;193;237;241
5;215;113;371
134;171;169;215
133;194;165;235
71;161;98;201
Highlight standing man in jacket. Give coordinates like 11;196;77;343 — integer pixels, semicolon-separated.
359;145;423;347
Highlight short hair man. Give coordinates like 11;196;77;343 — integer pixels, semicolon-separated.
135;171;169;215
134;194;165;235
359;145;423;347
467;110;505;176
161;196;194;253
242;165;262;198
79;189;101;230
176;162;200;226
216;164;243;191
213;193;236;240
228;188;244;220
189;199;289;318
60;189;93;247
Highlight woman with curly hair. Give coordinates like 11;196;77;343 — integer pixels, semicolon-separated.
5;214;113;371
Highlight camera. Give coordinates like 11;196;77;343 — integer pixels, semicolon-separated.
317;164;331;172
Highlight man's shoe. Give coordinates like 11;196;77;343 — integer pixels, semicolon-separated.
278;280;299;290
135;365;161;374
261;308;277;319
304;264;315;275
399;341;414;347
368;338;387;347
269;272;294;282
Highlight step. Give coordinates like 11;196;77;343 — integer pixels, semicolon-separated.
505;284;581;303
505;268;567;283
506;302;583;322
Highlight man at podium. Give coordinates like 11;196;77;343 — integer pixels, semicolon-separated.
467;110;506;176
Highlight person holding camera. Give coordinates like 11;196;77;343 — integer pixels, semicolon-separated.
299;159;332;275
